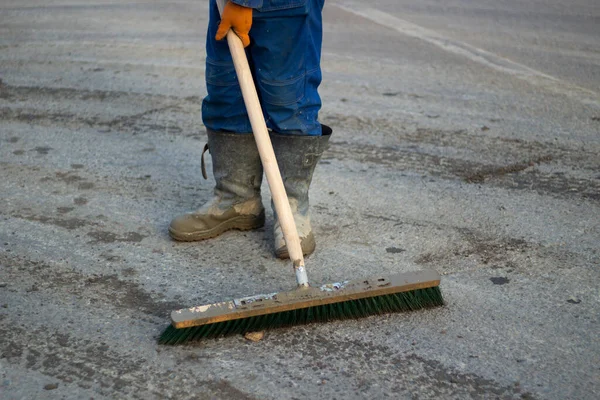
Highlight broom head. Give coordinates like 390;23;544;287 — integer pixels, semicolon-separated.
159;269;443;345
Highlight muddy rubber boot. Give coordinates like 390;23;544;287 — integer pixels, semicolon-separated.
169;130;265;241
271;125;332;259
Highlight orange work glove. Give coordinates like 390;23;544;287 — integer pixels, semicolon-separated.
215;2;253;48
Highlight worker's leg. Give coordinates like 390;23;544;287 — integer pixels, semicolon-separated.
169;0;264;242
250;0;332;257
250;0;324;136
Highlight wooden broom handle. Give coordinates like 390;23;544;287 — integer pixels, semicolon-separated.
216;1;308;286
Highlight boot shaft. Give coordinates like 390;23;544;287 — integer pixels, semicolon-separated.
206;129;263;200
269;125;332;206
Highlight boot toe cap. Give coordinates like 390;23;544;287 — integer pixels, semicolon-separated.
274;232;316;259
169;214;211;240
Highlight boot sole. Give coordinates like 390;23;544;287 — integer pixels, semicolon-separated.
275;232;316;260
169;212;265;242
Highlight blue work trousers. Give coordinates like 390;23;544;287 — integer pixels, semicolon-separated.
202;0;325;136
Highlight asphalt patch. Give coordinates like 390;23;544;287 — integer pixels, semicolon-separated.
386;247;406;254
87;230;146;244
490;277;510;285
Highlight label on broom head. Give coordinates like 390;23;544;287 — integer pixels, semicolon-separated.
175;301;235;314
233;292;279;307
319;281;349;292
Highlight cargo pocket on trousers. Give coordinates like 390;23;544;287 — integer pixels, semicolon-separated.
258;72;306;107
206;58;239;87
205;57;244;107
254;0;309;18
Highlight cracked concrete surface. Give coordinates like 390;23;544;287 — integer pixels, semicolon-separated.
1;0;599;399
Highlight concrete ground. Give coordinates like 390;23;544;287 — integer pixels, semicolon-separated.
1;0;599;399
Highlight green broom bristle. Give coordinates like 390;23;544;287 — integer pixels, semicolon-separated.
158;286;444;345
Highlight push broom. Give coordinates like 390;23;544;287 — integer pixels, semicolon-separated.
159;1;444;345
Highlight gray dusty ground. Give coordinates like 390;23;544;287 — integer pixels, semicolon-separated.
1;1;599;399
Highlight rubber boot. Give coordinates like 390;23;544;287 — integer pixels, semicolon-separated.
169;130;265;241
271;125;332;259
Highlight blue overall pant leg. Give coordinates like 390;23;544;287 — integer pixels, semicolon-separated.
202;0;324;136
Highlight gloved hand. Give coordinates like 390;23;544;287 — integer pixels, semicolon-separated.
215;1;253;48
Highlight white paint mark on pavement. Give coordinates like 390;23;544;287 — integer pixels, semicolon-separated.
333;3;599;107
